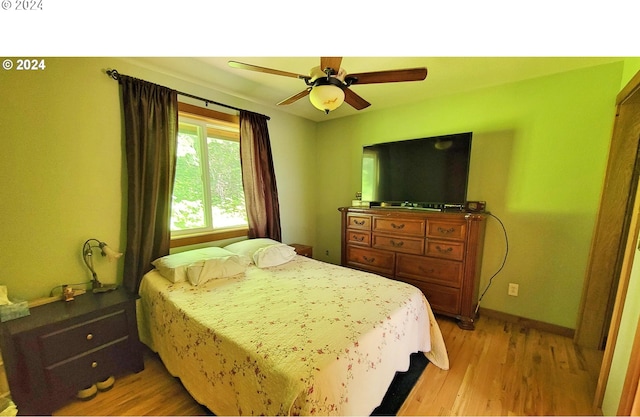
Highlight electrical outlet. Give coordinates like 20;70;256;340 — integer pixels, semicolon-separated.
325;250;329;256
508;283;519;297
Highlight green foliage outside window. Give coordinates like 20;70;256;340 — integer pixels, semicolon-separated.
171;119;247;232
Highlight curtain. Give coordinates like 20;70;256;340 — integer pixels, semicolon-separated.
239;111;282;241
119;75;178;293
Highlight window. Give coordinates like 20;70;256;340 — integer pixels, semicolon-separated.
361;148;379;201
170;103;248;246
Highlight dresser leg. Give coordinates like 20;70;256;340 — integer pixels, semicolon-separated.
457;316;476;330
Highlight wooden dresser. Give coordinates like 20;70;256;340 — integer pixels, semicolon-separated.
0;288;144;415
339;207;486;329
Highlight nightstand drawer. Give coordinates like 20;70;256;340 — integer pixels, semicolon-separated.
39;309;129;366
44;337;130;395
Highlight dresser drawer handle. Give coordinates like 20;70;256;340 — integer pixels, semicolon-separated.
437;227;456;234
391;223;405;229
362;255;376;264
419;266;436;274
353;219;366;226
352;234;365;242
91;361;98;368
435;246;453;253
390;240;404;247
86;333;94;341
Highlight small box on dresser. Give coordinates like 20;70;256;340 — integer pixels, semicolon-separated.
339;206;486;330
0;288;144;415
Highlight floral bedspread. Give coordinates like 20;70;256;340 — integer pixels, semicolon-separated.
137;256;449;416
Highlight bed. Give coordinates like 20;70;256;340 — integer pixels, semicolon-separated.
137;240;449;416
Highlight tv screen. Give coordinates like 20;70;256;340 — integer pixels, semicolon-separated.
361;132;472;207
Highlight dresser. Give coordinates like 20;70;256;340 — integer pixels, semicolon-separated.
339;207;486;329
0;288;144;415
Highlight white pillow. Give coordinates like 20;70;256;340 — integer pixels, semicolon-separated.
224;238;296;267
186;255;249;286
152;247;240;283
224;238;283;259
252;243;297;267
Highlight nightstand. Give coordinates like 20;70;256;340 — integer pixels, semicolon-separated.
289;243;313;258
0;288;144;415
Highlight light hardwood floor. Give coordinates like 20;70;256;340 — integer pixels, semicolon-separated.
53;315;603;416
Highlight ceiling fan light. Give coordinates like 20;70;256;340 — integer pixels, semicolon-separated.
309;85;345;114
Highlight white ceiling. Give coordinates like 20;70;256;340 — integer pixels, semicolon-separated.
127;57;624;122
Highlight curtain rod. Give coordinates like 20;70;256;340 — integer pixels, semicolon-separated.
105;68;270;121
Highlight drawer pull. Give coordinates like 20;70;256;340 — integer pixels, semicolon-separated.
390;240;404;247
86;333;94;341
437;227;456;234
391;223;405;229
419;266;436;274
91;361;98;368
362;256;376;264
353;219;365;226
435;246;453;253
352;234;365;242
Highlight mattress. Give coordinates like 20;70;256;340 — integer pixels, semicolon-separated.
137;255;449;415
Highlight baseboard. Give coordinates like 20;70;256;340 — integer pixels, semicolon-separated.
478;307;575;338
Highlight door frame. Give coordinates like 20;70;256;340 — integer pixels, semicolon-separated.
591;70;640;410
617;309;640;415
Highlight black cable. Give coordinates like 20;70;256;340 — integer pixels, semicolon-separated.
474;212;509;315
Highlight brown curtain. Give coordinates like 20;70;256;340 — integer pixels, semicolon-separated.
239;111;282;241
119;75;178;293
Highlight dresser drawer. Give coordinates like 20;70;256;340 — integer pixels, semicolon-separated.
45;337;130;395
425;239;465;261
347;230;371;246
373;217;425;237
396;253;463;288
373;233;424;255
403;279;462;315
346;246;395;276
39;310;129;366
347;214;372;231
426;220;467;240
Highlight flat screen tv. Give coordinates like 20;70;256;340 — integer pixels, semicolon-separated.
361;132;472;209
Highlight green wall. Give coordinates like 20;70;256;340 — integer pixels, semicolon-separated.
314;62;623;329
0;57;317;301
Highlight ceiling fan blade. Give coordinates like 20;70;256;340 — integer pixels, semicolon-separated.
343;87;371;110
347;67;428;84
277;88;312;106
228;61;310;80
320;57;343;74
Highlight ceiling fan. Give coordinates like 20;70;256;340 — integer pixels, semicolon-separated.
228;57;428;114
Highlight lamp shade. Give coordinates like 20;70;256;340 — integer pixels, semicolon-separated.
102;244;123;262
309;85;345;113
